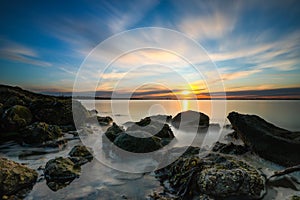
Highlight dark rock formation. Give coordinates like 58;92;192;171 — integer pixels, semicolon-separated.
44;157;80;191
228;112;300;166
69;145;93;165
96;116;113;126
113;131;163;153
171;110;209;130
0;158;38;196
212;141;249;155
126;117;174;140
103;122;124;142
0;105;32;132
155;153;265;200
21;122;63;145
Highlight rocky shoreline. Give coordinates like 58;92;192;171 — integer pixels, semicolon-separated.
0;85;300;200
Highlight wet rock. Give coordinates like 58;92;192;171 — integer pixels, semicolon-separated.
0;157;38;196
268;175;300;191
171;110;209;130
225;131;239;140
126;117;174;140
289;195;300;200
113;131;163;153
212;142;249;155
97;116;113;126
155;153;265;199
103;123;125;142
44;157;80;191
21;122;63;145
3;96;25;108
1;105;32;132
69;145;93;166
228;112;300;166
30;99;89;127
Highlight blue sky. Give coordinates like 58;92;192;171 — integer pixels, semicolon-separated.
0;0;300;98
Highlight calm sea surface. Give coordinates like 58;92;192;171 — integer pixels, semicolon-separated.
82;100;300;131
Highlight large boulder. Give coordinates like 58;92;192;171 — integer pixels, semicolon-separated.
171;110;209;130
30;99;89;127
155;153;265;199
113;131;163;153
0;157;38;196
69;145;93;166
227;112;300;166
126;117;174;140
103;122;125;142
0;105;32;132
21;122;63;145
44;157;80;191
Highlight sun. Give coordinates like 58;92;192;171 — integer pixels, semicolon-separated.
181;90;191;95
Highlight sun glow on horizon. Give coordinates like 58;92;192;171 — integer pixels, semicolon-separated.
181;90;191;95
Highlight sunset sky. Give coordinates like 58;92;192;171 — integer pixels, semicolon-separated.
1;0;300;99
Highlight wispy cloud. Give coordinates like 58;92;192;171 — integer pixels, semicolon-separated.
0;39;51;67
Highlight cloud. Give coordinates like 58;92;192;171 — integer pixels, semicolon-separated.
0;39;52;67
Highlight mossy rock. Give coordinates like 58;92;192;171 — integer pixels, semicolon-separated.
156;153;265;199
127;117;174;140
103;123;124;142
69;145;92;159
97;116;113;126
0;157;38;196
1;105;32;132
113;131;163;153
21;122;63;145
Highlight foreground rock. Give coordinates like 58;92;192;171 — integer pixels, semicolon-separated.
228;112;300;166
171;110;209;131
0;105;32;132
69;145;93;165
0;157;38;196
126;117;174;141
114;131;163;153
21;122;63;145
155;152;265;199
212;141;249;155
103;123;125;142
44;157;81;191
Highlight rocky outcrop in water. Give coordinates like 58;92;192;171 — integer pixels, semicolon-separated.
0;157;38;197
171;110;209;131
228;112;300;166
21;122;63;145
69;145;93;165
44;157;81;191
212;141;249;155
0;85;90;142
155;152;265;200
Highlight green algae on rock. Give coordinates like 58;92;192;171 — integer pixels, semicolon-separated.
44;157;81;191
69;145;93;166
21;122;63;145
155;153;265;200
0;157;38;196
1;105;32;132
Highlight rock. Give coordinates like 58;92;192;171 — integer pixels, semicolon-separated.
126;117;174;140
289;195;300;200
44;157;80;191
21;122;63;145
0;105;32;132
3;96;25;108
103;123;125;142
268;175;300;191
113;131;163;153
225;131;239;140
30;99;89;127
228;112;300;166
171;110;209;130
97;116;113;126
155;153;265;199
212;142;249;155
69;145;93;165
0;157;38;196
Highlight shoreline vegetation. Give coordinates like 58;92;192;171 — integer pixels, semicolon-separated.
0;84;300;199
